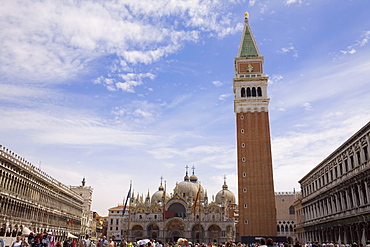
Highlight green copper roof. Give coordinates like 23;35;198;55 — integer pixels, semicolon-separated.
238;18;260;57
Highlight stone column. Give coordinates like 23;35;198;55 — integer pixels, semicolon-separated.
364;180;370;204
358;182;364;206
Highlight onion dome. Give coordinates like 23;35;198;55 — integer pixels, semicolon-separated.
190;174;198;182
189;165;198;182
215;177;235;204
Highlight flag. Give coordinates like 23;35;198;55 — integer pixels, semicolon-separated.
192;185;201;217
122;182;132;216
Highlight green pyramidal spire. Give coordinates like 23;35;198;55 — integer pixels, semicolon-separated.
238;12;260;57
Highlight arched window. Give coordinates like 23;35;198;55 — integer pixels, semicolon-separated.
247;87;251;97
251;87;256;97
241;87;246;97
257;87;262;96
289;205;295;215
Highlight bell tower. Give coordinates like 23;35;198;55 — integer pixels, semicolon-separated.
233;12;277;240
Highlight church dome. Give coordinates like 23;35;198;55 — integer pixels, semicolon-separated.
151;190;169;203
215;189;236;204
176;180;198;198
151;180;169;203
215;180;235;204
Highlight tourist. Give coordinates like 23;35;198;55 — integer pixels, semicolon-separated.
11;236;23;247
266;239;274;247
82;235;91;247
259;239;267;247
100;237;108;247
119;238;127;247
63;238;73;247
108;239;114;247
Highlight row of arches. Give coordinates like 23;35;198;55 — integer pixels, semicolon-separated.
129;221;233;243
0;223;77;240
0;156;84;238
241;86;262;97
299;221;370;244
303;178;370;222
0;169;82;215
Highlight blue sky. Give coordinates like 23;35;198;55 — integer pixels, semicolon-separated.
1;0;370;215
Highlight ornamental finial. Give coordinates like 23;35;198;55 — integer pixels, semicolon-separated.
245;12;249;18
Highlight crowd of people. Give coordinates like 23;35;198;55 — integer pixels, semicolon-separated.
10;235;370;247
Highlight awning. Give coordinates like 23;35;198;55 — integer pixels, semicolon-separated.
67;233;78;239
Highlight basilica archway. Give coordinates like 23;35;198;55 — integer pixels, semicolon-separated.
207;225;221;244
166;219;184;243
147;224;159;240
131;225;144;240
191;224;204;244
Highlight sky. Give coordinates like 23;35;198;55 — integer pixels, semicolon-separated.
1;0;370;216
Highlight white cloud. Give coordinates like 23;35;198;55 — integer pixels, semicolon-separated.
359;31;370;46
337;30;370;56
0;108;156;146
0;0;243;86
94;72;156;92
277;43;298;57
116;81;142;93
212;80;223;87
249;0;257;6
219;94;231;101
340;47;357;55
269;74;283;84
285;0;303;6
301;102;313;111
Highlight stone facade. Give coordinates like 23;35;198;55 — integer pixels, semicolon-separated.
0;145;93;239
70;182;94;236
295;121;370;245
275;192;298;243
107;172;237;244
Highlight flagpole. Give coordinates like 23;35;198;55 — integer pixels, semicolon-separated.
162;180;166;243
198;183;201;244
128;180;132;242
122;181;132;241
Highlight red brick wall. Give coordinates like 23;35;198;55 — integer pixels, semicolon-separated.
236;111;277;237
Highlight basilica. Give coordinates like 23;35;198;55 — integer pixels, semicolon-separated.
106;169;237;244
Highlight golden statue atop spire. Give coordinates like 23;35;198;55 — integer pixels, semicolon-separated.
244;11;249;18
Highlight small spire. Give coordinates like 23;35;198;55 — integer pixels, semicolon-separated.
82;177;86;186
222;175;228;190
146;189;150;199
184;165;190;181
192;165;196;175
159;175;164;191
